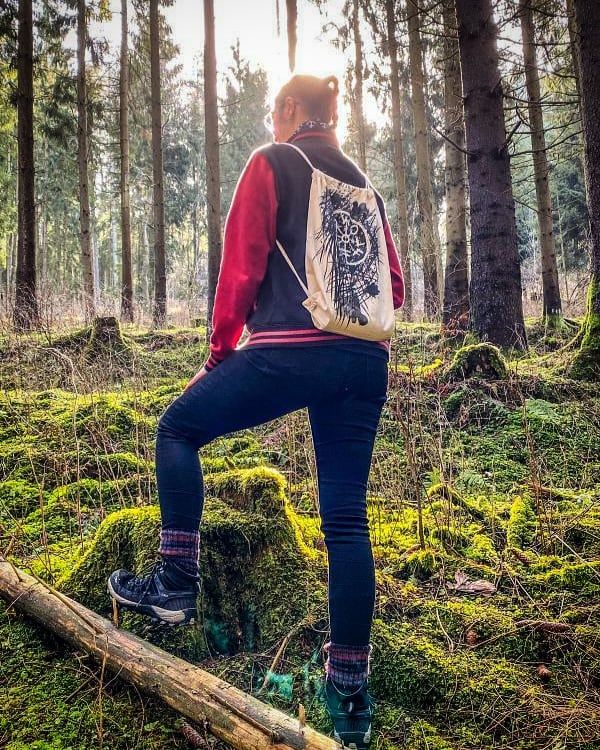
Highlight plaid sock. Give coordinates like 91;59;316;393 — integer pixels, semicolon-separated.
159;528;200;575
323;641;373;690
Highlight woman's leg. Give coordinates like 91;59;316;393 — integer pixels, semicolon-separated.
307;353;388;688
155;347;323;565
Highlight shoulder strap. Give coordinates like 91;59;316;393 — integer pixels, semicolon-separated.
278;142;316;171
279;141;370;188
275;239;309;296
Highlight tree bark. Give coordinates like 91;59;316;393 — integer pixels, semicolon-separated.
385;0;413;319
204;0;222;341
286;0;297;73
441;0;469;330
352;0;367;172
519;0;562;323
0;562;337;750
406;0;439;319
571;0;600;379
77;0;95;322
566;0;582;105
455;0;527;349
150;0;166;327
14;0;39;331
120;0;133;323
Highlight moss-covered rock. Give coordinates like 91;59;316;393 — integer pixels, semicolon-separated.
0;479;43;520
57;468;324;654
443;343;508;381
568;281;600;382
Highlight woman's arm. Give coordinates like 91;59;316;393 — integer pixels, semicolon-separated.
202;149;278;372
382;220;405;310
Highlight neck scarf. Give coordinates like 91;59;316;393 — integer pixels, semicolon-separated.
287;119;334;142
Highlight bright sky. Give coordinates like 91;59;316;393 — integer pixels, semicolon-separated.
87;0;386;143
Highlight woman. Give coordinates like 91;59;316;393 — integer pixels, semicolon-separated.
108;74;405;748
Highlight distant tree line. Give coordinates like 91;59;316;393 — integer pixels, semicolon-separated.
0;0;598;374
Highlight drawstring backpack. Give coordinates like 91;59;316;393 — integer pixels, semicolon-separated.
275;142;396;342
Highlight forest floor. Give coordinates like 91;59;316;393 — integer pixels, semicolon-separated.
1;319;600;750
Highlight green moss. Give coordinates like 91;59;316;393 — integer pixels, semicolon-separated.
57;468;323;654
569;280;600;381
203;465;287;517
443;343;508;381
0;479;43;519
0;601;187;749
506;494;537;550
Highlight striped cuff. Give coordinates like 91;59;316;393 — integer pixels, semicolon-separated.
159;528;200;561
203;353;223;372
323;641;373;689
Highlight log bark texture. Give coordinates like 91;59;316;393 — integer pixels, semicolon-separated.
0;560;337;750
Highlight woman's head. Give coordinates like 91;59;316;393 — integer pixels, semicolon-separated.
266;74;339;142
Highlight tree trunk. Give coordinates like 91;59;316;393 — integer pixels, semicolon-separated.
204;0;222;341
285;0;297;73
519;0;562;324
385;0;413;319
441;0;469;330
455;0;527;349
77;0;95;322
120;0;133;323
352;0;367;172
566;0;582;105
406;0;439;319
150;0;166;328
571;0;600;379
0;562;337;750
14;0;39;331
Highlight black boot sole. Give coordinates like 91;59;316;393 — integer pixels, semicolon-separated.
107;579;197;626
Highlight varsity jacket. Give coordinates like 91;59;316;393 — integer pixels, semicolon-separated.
202;126;405;372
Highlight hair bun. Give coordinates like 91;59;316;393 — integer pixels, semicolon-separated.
323;75;339;96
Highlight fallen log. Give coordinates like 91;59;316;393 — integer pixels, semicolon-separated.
0;559;336;750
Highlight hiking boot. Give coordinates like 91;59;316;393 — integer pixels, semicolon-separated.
107;558;200;626
324;675;374;749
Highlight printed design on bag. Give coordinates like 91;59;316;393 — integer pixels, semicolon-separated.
315;186;381;326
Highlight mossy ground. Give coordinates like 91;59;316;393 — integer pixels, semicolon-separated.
2;320;600;749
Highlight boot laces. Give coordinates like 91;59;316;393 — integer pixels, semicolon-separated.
128;559;165;597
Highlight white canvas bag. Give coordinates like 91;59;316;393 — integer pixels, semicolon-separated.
275;142;396;342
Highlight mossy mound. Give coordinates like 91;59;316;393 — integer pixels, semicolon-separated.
0;479;43;520
443;343;508;381
57;468;324;654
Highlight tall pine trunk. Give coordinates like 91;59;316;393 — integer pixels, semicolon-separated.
441;0;468;330
566;0;581;104
352;0;366;172
150;0;166;327
455;0;527;349
204;0;222;340
519;0;562;323
76;0;95;321
385;0;413;318
571;0;600;379
406;0;439;319
119;0;133;323
285;0;297;72
14;0;39;330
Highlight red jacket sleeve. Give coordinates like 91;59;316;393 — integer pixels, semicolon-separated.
203;150;278;371
383;220;405;310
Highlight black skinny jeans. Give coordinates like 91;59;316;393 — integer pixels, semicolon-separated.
155;345;389;646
